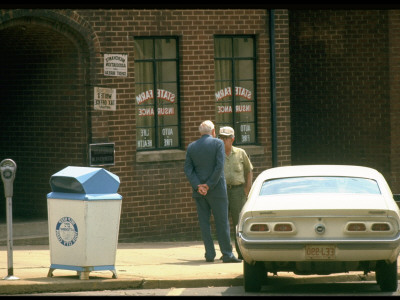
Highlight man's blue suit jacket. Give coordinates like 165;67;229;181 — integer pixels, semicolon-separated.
184;134;228;199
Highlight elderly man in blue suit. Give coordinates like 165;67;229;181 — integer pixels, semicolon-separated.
184;120;241;263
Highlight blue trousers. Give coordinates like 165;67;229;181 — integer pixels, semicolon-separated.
194;195;233;260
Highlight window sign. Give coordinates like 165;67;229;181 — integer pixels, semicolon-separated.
94;87;116;111
158;126;179;148
104;54;128;77
215;86;252;102
134;37;180;150
89;143;115;166
214;36;257;145
137;128;154;149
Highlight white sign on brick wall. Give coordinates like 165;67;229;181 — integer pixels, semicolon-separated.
94;87;116;111
104;53;127;77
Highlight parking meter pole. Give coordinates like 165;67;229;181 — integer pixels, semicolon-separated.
1;159;19;281
4;195;18;280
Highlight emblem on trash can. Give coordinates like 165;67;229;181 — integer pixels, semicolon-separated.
55;217;78;246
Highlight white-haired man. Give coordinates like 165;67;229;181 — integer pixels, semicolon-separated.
184;120;241;263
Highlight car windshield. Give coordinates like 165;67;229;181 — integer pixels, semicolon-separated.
259;176;381;195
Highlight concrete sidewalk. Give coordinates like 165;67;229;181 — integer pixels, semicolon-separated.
0;241;377;295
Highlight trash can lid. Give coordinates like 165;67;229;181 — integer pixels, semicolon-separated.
49;166;120;194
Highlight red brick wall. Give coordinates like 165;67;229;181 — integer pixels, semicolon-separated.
107;9;280;241
289;10;392;183
274;10;292;166
389;10;400;193
0;9;289;241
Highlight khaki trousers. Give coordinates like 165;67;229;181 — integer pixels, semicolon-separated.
227;185;246;257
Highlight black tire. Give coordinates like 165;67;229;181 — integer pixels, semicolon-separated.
376;259;398;292
243;260;265;292
376;267;383;286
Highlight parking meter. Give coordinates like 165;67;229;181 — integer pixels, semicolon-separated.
0;158;19;280
1;159;17;198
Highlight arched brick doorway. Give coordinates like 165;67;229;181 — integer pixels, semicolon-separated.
0;17;91;221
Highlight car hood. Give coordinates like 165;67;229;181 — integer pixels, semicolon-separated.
247;193;390;216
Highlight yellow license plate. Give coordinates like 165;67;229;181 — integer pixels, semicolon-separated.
305;245;336;260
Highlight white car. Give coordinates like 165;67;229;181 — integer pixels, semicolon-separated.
237;165;400;292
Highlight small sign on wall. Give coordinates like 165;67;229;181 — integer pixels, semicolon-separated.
94;87;116;111
89;143;115;166
104;54;127;77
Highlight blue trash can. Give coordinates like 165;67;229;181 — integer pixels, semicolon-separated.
47;166;122;280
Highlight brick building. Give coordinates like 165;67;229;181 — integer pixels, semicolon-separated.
0;8;398;242
289;10;400;193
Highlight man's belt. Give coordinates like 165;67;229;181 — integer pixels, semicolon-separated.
227;183;244;189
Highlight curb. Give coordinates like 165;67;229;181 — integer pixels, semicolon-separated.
1;278;243;295
1;273;378;295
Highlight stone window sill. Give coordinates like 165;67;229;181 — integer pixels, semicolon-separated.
136;145;264;163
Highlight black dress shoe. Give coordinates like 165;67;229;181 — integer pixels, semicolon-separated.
222;256;242;263
205;258;214;262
